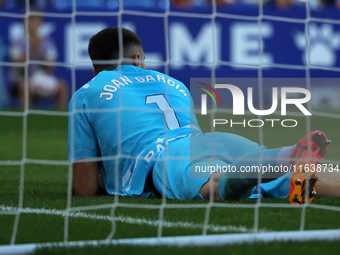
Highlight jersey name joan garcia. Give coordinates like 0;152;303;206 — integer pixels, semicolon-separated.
99;74;187;101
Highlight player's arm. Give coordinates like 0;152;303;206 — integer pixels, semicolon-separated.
68;92;105;196
72;160;106;196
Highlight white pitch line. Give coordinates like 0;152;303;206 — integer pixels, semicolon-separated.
0;205;269;233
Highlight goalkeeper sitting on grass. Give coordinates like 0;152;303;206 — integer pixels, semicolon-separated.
68;27;339;204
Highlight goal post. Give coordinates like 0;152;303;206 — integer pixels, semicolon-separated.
1;229;340;254
1;0;340;253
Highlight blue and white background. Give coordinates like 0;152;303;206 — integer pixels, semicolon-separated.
0;5;339;108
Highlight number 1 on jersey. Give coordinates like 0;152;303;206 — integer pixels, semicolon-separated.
146;95;180;130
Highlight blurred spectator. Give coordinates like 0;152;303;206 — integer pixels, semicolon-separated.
266;0;295;9
172;0;234;8
276;0;295;8
319;0;336;7
171;0;193;8
17;0;52;7
205;0;235;6
0;0;51;9
9;8;68;109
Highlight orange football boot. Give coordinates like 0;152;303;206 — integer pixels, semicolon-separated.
288;131;330;204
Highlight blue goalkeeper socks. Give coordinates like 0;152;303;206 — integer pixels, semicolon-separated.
218;171;255;200
217;146;284;200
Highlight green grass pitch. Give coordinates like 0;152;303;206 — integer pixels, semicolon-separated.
0;110;339;254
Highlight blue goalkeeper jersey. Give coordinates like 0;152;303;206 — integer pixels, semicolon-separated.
68;65;201;196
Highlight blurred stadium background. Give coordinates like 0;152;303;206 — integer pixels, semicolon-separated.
1;1;340;254
0;0;340;109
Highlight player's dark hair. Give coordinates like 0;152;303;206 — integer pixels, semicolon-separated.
88;27;143;73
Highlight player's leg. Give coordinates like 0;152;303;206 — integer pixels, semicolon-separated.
196;133;280;200
217;146;287;200
252;172;291;199
200;132;288;200
151;134;232;200
287;131;330;203
200;171;222;200
251;132;333;201
203;131;331;202
316;167;340;197
18;80;33;108
255;165;340;200
201;133;293;200
152;131;331;202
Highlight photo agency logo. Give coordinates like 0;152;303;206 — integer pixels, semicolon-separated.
197;82;223;114
196;82;312;128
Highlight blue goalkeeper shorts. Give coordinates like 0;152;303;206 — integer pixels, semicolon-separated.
151;132;291;200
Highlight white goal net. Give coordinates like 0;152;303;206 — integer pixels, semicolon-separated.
0;0;340;254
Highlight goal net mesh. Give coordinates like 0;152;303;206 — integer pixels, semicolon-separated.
0;0;340;253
